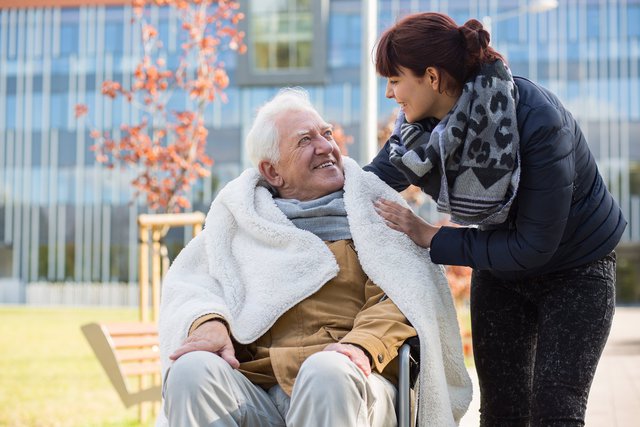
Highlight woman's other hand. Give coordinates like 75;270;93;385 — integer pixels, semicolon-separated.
374;198;440;248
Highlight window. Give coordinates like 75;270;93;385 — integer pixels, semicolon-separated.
236;0;328;86
328;11;360;68
629;5;640;37
585;6;599;39
104;21;123;54
59;9;79;56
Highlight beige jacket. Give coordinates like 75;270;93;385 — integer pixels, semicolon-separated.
192;239;416;395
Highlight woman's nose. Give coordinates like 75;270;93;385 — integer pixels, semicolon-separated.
385;82;394;99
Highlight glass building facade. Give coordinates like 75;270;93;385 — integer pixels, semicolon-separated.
1;0;639;288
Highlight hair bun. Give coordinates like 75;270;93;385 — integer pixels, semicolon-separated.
459;19;490;51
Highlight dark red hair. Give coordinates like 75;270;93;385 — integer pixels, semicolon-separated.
375;12;505;94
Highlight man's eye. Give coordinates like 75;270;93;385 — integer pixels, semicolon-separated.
298;136;311;145
324;130;333;138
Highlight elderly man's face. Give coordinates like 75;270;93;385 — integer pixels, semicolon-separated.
260;109;345;201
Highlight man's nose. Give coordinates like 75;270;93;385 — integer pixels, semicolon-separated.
314;136;333;153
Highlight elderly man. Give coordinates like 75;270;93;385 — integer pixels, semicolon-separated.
159;89;471;427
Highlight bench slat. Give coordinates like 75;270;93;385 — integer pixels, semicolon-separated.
104;322;158;335
121;361;162;377
116;349;160;362
111;335;159;348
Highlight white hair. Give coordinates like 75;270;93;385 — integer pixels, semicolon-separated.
245;87;319;168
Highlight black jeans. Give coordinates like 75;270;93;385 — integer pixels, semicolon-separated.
471;252;616;427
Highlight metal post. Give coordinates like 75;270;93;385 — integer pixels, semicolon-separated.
138;225;149;322
151;228;162;323
360;0;378;165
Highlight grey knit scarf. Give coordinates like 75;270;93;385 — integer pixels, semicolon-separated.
389;60;520;226
274;190;351;241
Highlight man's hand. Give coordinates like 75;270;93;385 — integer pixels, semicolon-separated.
323;342;372;377
170;320;240;369
374;198;440;248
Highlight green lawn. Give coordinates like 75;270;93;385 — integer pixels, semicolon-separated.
0;306;155;427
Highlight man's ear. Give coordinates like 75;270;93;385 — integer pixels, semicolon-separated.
425;66;440;90
258;160;283;188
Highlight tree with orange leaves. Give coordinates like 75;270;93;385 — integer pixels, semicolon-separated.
76;0;245;213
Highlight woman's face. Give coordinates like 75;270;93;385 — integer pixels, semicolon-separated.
384;66;454;122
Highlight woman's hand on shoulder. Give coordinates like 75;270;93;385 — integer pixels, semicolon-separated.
374;198;440;248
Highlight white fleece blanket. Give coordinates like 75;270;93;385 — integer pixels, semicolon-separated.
158;157;472;426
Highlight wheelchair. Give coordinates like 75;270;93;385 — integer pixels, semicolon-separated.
397;336;420;427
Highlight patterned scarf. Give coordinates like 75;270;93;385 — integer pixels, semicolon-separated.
274;190;351;241
388;60;520;226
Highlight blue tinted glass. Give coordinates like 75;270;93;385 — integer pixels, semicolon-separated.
586;6;599;38
632;78;640;119
378;79;395;119
30;133;42;168
350;85;360;119
51;57;70;73
328;15;348;67
109;97;122;129
629;5;640;37
250;87;274;112
220;87;239;127
83;93;95;136
504;45;528;64
31;93;43;131
496;18;519;44
60;9;80;55
508;60;528;77
57;166;72;203
104;22;123;53
219;49;237;69
351;14;361;39
50;93;67;128
165;89;186;112
323;84;343;123
5;95;16;129
158;20;170;55
60;25;78;55
449;12;468;26
566;40;580;60
57;130;76;167
378;1;393;29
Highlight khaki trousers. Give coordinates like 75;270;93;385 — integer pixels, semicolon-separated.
163;350;397;427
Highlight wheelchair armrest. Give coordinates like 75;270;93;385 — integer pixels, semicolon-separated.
398;335;420;427
404;336;420;388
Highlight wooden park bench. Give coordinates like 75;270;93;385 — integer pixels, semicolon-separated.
81;322;161;420
81;213;205;420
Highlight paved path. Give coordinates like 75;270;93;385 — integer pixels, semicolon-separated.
459;306;640;426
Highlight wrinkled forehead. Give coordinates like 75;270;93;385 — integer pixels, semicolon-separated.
275;109;331;138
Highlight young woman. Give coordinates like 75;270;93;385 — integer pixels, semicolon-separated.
367;12;626;426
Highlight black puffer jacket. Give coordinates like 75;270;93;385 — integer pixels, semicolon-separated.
365;77;627;280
